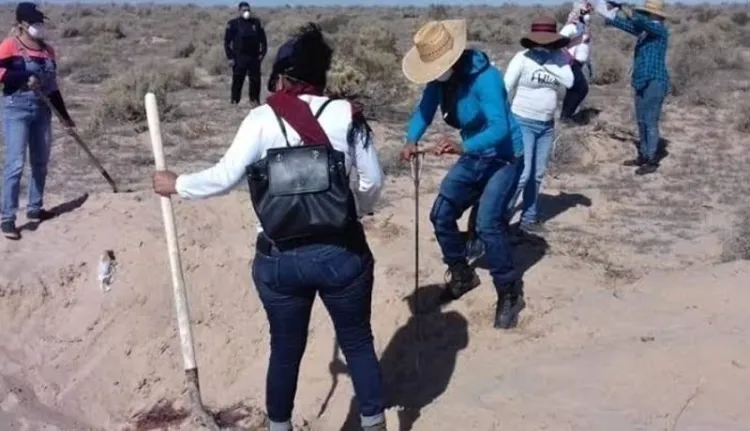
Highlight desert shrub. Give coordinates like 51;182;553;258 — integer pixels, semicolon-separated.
428;4;449;20
591;49;627;86
327;57;367;98
731;11;749;26
317;14;352;34
198;45;229;76
91;63;192;126
62;18;126;39
692;7;721;24
468;20;515;44
721;210;750;262
174;40;197;59
736;105;750;133
57;45;113;84
668;28;720;105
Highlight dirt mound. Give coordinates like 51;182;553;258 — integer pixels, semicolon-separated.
1;189;749;431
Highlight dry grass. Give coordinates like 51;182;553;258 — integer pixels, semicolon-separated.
722;209;750;262
0;4;747;270
0;4;741;128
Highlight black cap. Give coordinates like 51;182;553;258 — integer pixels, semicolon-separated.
238;1;249;8
16;2;46;25
267;37;296;92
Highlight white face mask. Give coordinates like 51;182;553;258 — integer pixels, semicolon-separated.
27;24;45;40
435;69;453;82
241;10;251;19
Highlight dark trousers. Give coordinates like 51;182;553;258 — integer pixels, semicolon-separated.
251;235;385;426
561;60;589;120
430;149;522;289
231;56;261;104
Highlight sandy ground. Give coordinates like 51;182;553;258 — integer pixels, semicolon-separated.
1;8;749;427
1;149;749;430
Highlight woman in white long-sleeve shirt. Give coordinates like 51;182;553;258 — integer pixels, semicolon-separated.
559;1;594;121
504;15;574;234
152;23;388;431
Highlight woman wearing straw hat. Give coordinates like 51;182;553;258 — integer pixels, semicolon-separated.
593;0;670;176
504;15;574;234
399;19;526;329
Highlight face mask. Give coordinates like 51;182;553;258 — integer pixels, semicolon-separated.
241;10;251;19
27;24;45;40
435;69;453;82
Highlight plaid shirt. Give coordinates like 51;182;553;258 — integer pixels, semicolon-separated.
606;13;669;91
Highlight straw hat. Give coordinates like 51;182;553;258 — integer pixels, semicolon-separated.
634;0;668;18
402;19;467;85
520;15;569;50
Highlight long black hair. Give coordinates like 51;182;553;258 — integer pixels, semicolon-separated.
269;23;332;90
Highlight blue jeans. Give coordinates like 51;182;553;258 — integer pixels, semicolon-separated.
634;80;667;162
2;92;52;223
510;115;555;225
251;236;385;429
430;148;522;287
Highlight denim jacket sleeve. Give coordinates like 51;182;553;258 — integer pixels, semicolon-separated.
461;68;511;153
405;82;439;144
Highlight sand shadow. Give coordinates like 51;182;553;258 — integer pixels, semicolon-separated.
17;193;90;233
538;191;592;223
339;285;469;431
470;230;549;278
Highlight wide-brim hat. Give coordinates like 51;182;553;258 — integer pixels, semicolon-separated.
520;15;569;50
402;19;467;85
634;0;668;18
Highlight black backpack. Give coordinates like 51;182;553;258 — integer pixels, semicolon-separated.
245;100;358;245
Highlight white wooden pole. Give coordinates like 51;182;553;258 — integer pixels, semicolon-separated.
145;93;218;430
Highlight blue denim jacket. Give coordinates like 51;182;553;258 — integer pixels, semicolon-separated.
405;49;523;159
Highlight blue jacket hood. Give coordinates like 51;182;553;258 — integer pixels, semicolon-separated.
455;49;492;77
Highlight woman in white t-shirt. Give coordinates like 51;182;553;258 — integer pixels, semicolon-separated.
152;23;388;431
560;1;594;122
504;15;574;234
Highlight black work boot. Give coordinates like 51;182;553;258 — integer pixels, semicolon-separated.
623;155;647;167
494;281;526;329
440;263;480;303
2;220;20;240
635;161;659;176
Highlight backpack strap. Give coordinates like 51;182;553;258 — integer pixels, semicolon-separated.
314;98;335;119
272;98;334;147
271;108;291;147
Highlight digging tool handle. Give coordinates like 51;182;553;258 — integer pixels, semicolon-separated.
35;90;119;193
144;93;198;371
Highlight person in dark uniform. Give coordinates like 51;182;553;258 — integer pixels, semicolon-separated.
224;1;267;105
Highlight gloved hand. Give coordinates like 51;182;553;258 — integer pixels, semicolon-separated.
593;0;618;19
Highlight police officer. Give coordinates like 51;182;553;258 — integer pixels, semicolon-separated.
224;1;267;105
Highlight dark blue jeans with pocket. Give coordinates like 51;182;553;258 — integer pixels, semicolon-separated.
251;233;385;429
430;148;523;288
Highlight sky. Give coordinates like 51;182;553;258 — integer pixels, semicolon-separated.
30;0;740;5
